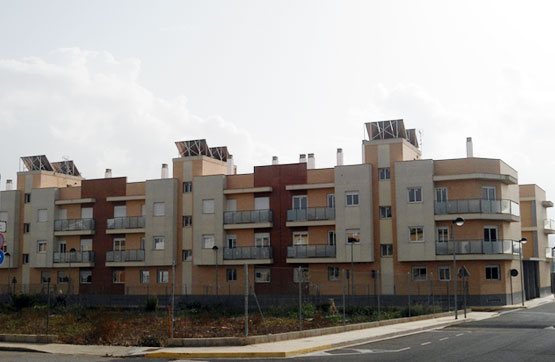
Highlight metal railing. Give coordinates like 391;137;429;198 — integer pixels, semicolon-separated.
54;218;95;231
435;240;520;255
287;244;336;258
107;216;145;230
434;199;520;217
286;207;335;222
223;210;273;224
53;251;95;263
106;249;145;262
544;219;555;231
223;246;273;260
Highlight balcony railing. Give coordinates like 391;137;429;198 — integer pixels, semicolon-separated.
435;240;520;255
223;210;273;224
107;216;145;230
287;244;336;258
544;219;555;231
287;207;335;222
106;249;145;262
434;199;520;217
223;246;273;260
54;218;95;231
53;251;95;263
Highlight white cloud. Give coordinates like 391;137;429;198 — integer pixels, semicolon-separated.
0;48;274;183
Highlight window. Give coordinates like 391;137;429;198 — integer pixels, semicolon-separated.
486;265;501;280
381;244;393;257
113;238;125;251
293;231;308;245
437;227;449;242
141;237;145;250
140;270;150;284
412;266;427;281
24;193;31;203
37;240;47;253
183;181;193;193
81;207;93;219
154;236;165;250
182;250;192;261
379;206;392;219
482;186;496;200
346;229;360;244
226;199;237;212
22;254;29;264
327;194;335;208
435;187;448;202
408;187;422;203
254;233;270;247
328;231;336;246
203;234;215;249
141;204;146;216
112;270;125;284
114;205;126;218
41;271;51;284
226;268;237;281
58;209;67;220
153;202;165;216
226;234;237;248
409;227;424;242
37;209;48;222
80;239;92;251
293;267;309;283
328;267;340;281
157;270;169;283
254;197;270;210
345;191;359;206
202;199;215;214
292;195;308;210
58;240;67;253
79;270;92;284
438;266;450;281
57;271;68;284
183;215;192;227
255;268;270;283
24;223;30;233
378;167;391;180
484;226;498;242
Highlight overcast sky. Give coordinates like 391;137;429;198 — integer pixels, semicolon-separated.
1;0;555;203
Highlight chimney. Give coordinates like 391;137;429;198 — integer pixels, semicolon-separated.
466;137;474;158
105;168;112;178
272;156;279;165
307;153;315;169
161;164;169;179
226;155;234;175
336;148;344;166
5;179;13;191
299;154;307;163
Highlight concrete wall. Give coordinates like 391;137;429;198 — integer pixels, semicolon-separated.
29;188;57;268
0;190;21;271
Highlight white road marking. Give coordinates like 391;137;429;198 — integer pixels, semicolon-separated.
308;347;411;357
456;333;464;336
421;342;432;345
544;326;555;330
440;337;449;341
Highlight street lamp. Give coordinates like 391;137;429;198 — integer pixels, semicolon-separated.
451;217;465;319
518;237;527;307
212;245;219;296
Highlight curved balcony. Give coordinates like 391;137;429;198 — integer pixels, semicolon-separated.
53;251;95;266
54;218;95;236
434;199;520;222
286;207;335;227
106;216;145;234
223;210;273;230
223;246;273;260
106;249;145;263
287;244;336;259
435;239;520;256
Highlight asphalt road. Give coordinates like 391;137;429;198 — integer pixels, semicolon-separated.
2;301;555;362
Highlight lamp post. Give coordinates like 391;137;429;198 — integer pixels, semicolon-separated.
212;245;219;296
5;252;10;294
518;237;528;307
350;240;354;296
451;217;465;320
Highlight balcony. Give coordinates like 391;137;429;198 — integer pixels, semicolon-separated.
223;210;273;230
54;218;95;236
106;216;145;234
223;246;273;262
53;251;95;266
544;219;555;234
435;240;520;256
434;199;520;221
106;249;145;264
287;244;336;259
286;207;335;227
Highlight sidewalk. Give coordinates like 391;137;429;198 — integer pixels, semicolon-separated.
0;296;552;359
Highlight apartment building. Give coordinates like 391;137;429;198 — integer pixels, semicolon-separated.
0;120;552;305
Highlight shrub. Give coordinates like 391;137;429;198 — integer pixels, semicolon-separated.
145;296;158;311
10;294;39;310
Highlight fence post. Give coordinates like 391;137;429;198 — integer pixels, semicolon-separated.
407;272;411;317
429;272;433;306
447;281;450;312
377;271;381;321
342;269;346;325
46;280;50;336
244;264;248;337
298;266;302;331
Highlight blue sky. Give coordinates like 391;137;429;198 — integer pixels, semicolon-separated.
1;0;554;202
